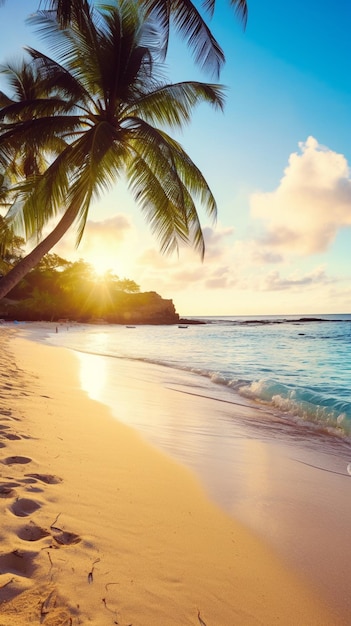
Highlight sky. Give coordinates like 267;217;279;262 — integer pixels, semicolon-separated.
1;0;351;315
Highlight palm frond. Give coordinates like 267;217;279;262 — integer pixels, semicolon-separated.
15;120;124;244
124;119;217;257
0;97;75;122
126;80;225;128
128;153;191;256
142;0;171;62
0;116;84;164
202;0;248;24
26;48;94;112
41;0;91;29
145;0;224;77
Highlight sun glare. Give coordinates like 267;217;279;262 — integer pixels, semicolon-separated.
84;248;131;280
94;264;112;279
86;249;121;278
78;352;106;402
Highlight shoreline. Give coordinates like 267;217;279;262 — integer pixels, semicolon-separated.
0;327;343;624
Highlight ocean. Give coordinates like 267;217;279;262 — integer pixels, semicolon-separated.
39;313;351;436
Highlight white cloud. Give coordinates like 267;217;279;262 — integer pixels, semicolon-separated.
204;267;239;289
232;240;284;265
261;266;334;291
80;215;132;249
202;225;234;260
135;224;236;290
53;214;133;257
250;136;351;255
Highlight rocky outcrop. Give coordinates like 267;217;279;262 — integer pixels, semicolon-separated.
1;291;180;325
100;291;180;325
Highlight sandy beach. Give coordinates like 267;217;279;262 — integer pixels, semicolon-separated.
0;326;343;625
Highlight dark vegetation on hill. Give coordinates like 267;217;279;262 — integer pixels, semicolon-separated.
0;247;179;324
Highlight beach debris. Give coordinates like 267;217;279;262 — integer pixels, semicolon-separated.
105;582;119;591
40;589;73;625
347;463;351;475
102;595;119;619
88;558;100;583
50;512;62;531
197;609;207;625
41;589;57;615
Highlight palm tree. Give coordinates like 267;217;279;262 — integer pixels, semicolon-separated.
0;56;69;281
0;0;225;299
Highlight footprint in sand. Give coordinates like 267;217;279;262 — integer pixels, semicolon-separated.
25;473;62;485
49;512;81;546
52;529;81;546
2;456;32;465
23;484;44;494
15;478;43;494
1;414;20;422
20;477;38;484
10;498;41;517
0;482;20;498
0;423;23;438
0;550;38;577
17;521;51;542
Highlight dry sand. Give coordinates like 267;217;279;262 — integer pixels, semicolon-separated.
0;327;339;625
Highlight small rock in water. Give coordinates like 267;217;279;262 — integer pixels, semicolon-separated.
347;463;351;475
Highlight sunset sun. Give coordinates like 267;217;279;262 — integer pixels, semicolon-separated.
84;246;126;279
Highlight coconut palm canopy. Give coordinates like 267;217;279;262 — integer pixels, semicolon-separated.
43;0;248;75
0;0;226;298
1;0;248;76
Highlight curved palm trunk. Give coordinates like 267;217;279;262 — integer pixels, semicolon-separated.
0;205;78;301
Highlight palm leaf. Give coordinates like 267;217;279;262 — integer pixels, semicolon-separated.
124;120;217;256
126;80;225;128
203;0;248;23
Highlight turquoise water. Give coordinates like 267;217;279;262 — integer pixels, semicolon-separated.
40;313;351;438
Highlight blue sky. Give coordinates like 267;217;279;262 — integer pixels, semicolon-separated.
1;0;351;315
